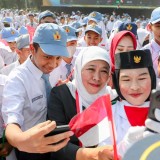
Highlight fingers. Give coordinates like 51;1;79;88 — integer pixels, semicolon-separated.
48;138;70;152
45;131;74;145
33;121;57;137
98;149;114;160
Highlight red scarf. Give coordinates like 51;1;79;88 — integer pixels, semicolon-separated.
110;31;137;72
124;106;149;126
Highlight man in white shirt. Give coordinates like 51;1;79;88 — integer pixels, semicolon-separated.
2;23;73;160
141;7;160;77
49;25;78;87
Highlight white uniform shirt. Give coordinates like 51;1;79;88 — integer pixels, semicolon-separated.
0;60;20;76
0;75;17;160
100;100;149;145
49;58;75;87
0;74;7;137
2;56;47;131
49;48;82;87
141;39;160;77
0;46;18;65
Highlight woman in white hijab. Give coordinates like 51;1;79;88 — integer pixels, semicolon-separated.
48;46;116;160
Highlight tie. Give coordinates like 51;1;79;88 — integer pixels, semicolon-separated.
41;74;52;102
66;63;73;80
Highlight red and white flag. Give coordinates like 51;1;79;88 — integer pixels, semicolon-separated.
69;95;113;147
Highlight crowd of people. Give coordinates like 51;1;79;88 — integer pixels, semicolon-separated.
0;6;160;160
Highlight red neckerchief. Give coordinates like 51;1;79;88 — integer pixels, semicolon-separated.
124;106;149;126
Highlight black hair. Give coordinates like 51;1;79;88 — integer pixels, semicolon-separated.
32;43;40;52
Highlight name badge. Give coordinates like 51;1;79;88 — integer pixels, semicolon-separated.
32;95;43;103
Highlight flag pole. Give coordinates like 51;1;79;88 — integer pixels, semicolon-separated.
105;94;118;160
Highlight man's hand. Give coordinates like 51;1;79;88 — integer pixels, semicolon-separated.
6;120;73;153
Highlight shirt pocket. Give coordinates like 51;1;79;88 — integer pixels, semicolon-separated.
31;95;47;112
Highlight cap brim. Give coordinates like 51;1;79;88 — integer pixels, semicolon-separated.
4;36;19;42
67;36;78;42
85;29;101;35
150;18;160;24
39;43;69;57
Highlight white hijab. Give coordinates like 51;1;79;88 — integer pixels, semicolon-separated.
66;46;111;108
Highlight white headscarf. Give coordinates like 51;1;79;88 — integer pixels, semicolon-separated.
66;46;111;108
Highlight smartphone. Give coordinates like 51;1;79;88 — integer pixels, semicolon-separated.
148;89;160;122
45;125;70;137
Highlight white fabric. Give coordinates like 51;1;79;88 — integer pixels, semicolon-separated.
137;28;149;49
141;39;160;77
99;100;150;145
0;75;17;160
2;56;47;131
0;46;18;65
66;46;112;107
49;48;80;87
0;60;20;76
79;117;110;147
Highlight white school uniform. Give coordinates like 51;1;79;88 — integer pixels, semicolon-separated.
2;56;47;131
0;74;17;160
141;39;160;77
0;60;20;76
0;46;18;65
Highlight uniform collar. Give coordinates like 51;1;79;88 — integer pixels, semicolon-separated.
26;55;43;80
117;100;150;119
151;39;160;52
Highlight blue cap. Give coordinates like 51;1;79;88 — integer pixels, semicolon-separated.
16;34;30;49
1;27;19;42
33;23;69;57
150;7;160;24
38;10;56;23
2;17;13;24
85;24;102;36
81;17;89;26
62;25;77;42
88;11;102;23
18;26;28;35
118;22;137;37
71;21;81;29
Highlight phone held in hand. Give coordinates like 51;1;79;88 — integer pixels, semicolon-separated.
45;125;70;137
148;89;160;122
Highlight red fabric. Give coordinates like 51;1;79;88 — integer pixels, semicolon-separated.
69;95;108;137
26;25;36;43
69;94;118;160
124;106;149;126
110;31;137;72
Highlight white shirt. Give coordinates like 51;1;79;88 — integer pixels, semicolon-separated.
49;58;75;87
0;74;7;137
0;75;17;160
49;47;82;87
2;56;47;131
141;39;160;77
0;60;20;76
0;46;18;65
